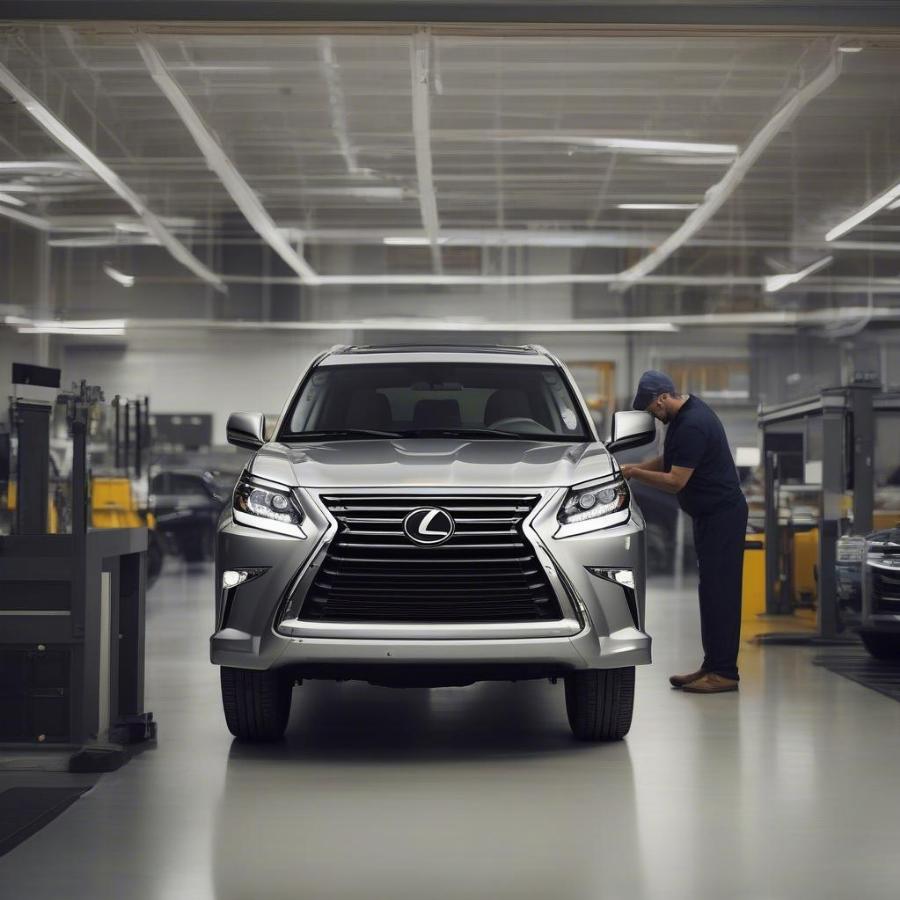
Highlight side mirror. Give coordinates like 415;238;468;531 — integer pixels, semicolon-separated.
607;410;656;454
226;412;266;450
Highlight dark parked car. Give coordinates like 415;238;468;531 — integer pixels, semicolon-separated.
150;470;225;562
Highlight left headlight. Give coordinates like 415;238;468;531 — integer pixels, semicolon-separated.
558;476;630;529
233;475;305;537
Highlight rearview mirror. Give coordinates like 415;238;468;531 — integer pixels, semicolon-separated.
227;412;266;450
607;410;655;454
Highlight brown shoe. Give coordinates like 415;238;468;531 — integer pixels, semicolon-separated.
669;669;706;688
681;673;739;694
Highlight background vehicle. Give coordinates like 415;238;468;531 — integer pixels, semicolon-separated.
150;469;226;562
838;526;900;659
213;345;655;743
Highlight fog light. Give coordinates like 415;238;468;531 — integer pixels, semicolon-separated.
586;567;635;589
222;567;268;589
222;570;247;589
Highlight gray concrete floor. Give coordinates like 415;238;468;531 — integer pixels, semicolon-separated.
2;562;900;899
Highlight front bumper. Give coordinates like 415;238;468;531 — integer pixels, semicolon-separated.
211;487;652;676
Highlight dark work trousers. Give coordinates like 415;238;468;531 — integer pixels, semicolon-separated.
691;497;749;681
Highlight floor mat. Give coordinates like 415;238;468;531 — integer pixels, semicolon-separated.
0;786;90;857
813;649;900;702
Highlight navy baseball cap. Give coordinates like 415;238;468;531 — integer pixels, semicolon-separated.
632;370;676;411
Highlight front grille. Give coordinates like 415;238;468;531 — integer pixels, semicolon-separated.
871;563;900;615
298;494;562;623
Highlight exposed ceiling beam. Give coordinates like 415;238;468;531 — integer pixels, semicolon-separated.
8;307;899;337
318;36;361;177
0;204;50;230
410;28;443;274
611;45;843;291
0;59;226;293
137;37;320;285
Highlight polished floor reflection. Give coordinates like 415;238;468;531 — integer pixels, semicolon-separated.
2;563;900;899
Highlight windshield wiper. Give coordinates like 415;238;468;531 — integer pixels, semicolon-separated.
288;428;402;440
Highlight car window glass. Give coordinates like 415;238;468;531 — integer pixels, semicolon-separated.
284;362;588;440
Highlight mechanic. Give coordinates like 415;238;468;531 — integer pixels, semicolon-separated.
620;370;748;694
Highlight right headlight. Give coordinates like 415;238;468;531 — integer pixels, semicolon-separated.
558;476;630;529
233;474;305;537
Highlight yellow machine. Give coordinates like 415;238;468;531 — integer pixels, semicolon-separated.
742;533;766;621
791;528;818;605
91;477;156;530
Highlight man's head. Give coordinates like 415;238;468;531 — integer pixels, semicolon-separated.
632;370;682;424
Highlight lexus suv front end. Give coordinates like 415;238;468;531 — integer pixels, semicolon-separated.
212;345;655;741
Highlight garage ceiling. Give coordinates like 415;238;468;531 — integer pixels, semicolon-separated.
2;21;900;321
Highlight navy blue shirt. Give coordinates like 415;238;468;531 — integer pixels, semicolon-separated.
663;395;744;518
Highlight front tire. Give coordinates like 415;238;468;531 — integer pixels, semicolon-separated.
565;667;635;741
860;631;900;661
220;667;293;741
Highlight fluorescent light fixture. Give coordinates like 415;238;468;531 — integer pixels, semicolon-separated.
764;255;833;293
11;317;126;336
618;203;700;211
0;191;25;207
50;235;159;248
137;39;318;285
0;60;225;293
887;197;900;211
103;264;135;287
838;43;864;53
586;138;738;155
512;135;738;155
304;186;407;200
19;326;126;336
826;183;900;241
383;235;449;246
0;161;88;174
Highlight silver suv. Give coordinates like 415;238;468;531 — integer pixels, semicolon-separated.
213;345;655;742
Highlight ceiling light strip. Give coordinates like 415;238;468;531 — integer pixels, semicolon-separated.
764;255;833;293
103;263;136;287
0;61;225;293
410;28;443;274
612;48;842;291
137;38;319;285
825;182;900;241
224;273;763;287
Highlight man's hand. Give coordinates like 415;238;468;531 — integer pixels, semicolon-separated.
620;464;636;480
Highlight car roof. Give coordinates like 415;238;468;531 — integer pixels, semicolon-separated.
321;344;553;366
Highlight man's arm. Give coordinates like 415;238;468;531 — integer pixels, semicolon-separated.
624;464;694;495
619;456;661;480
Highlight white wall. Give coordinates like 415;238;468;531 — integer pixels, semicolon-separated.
58;324;754;443
63;329;331;440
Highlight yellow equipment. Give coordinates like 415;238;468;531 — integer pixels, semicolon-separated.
91;477;155;530
742;534;766;621
792;528;818;605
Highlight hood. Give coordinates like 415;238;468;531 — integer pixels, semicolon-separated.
249;439;614;489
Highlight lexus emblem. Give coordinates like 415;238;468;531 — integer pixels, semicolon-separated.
403;507;455;546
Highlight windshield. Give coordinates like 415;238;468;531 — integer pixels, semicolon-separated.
278;362;591;442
